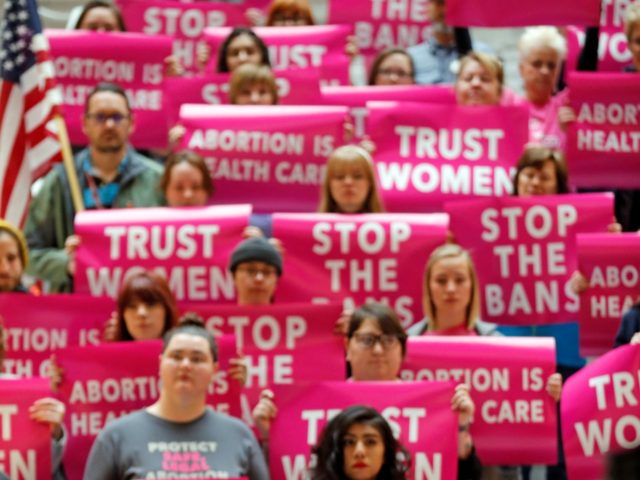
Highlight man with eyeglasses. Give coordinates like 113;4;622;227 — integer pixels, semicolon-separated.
228;237;283;306
24;82;164;292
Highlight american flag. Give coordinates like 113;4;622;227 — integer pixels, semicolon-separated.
0;0;61;225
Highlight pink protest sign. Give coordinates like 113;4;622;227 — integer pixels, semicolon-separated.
180;104;347;212
562;344;640;480
164;68;322;125
119;0;246;72
446;0;601;26
46;29;172;149
566;73;640;188
0;294;111;378
0;378;52;480
401;336;557;465
74;205;251;301
577;233;640;357
58;337;240;480
368;102;527;212
272;213;448;328
203;25;352;85
270;381;458;480
327;0;431;55
321;85;455;139
446;194;614;325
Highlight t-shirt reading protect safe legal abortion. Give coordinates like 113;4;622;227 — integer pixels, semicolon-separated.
84;409;269;480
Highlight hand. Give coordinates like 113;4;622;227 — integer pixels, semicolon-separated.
229;353;248;387
245;7;266;26
333;309;352;336
451;384;475;427
569;271;589;294
252;389;277;441
168;125;186;148
558;106;576;132
607;220;622;233
64;235;81;276
29;397;65;440
546;373;562;402
48;354;64;392
164;55;184;77
345;35;359;58
630;332;640;345
196;42;212;72
243;226;265;239
103;311;118;342
359;136;376;155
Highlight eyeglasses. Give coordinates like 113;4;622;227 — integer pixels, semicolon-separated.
236;266;277;279
86;113;131;125
352;332;399;350
377;69;413;79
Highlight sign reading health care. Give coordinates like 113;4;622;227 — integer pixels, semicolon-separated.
74;205;251;301
58;338;240;480
321;85;455;139
0;379;52;480
180;104;346;212
270;382;458;480
446;194;613;325
204;25;352;85
368;102;526;212
119;0;245;72
0;294;111;378
446;0;601;26
327;0;431;55
401;337;557;465
577;233;640;357
272;213;448;328
46;29;172;149
566;73;640;188
562;344;640;480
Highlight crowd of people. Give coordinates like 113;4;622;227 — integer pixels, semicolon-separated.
1;0;640;479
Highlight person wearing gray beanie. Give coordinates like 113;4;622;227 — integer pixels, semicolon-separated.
229;237;282;305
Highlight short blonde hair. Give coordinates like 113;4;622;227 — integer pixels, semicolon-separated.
228;64;278;105
457;51;504;91
318;145;384;213
518;26;567;61
624;3;640;40
422;244;480;331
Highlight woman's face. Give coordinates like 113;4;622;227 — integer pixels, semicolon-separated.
329;163;371;213
234;82;275;105
347;318;402;381
226;34;263;72
455;60;501;106
165;162;209;207
374;53;414;86
160;333;216;398
78;7;121;32
343;423;385;480
516;160;558;196
123;300;166;340
519;46;561;103
428;255;472;326
629;24;640;68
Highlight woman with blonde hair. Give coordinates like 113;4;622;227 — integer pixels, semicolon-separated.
454;51;504;106
318;145;384;214
228;64;279;105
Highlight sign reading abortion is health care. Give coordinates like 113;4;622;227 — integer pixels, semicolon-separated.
446;194;613;325
46;29;172;149
0;379;52;480
577;233;640;357
180;104;346;212
566;73;640;188
270;382;458;480
401;337;557;465
74;205;251;301
272;213;448;329
562;344;640;480
368;102;527;212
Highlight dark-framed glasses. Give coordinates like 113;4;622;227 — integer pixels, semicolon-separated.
353;332;399;350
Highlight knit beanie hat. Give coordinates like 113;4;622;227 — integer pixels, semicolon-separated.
0;219;28;268
229;237;282;276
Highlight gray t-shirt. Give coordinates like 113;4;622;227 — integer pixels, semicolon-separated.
84;409;269;480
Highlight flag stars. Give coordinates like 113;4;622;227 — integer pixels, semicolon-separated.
15;54;25;65
17;11;28;21
4;59;14;71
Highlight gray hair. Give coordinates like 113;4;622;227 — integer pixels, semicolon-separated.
518;27;567;62
625;4;640;40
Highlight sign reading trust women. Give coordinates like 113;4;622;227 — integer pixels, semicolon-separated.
0;294;111;378
562;344;640;480
180;104;347;212
446;194;613;325
577;233;640;356
566;73;640;188
74;205;251;301
272;213;448;328
270;382;458;480
46;29;172;149
446;0;601;26
0;379;52;480
368;102;526;212
401;337;557;465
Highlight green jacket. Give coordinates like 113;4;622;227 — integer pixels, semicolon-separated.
24;148;165;293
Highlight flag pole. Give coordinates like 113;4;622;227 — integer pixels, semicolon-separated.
54;115;84;212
